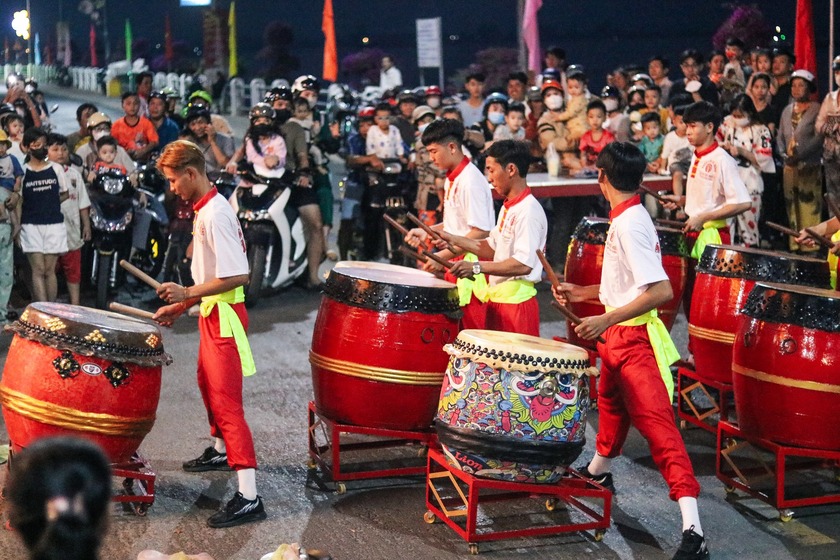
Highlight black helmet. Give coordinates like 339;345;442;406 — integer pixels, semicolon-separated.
184;104;211;124
264;86;293;104
149;90;168;102
396;89;417;104
249;102;275;123
600;85;622;99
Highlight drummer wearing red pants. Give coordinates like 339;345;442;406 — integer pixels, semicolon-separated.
404;118;495;329
153;140;266;529
445;140;547;336
556;143;708;560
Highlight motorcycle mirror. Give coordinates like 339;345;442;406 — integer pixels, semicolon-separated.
50;104;59;114
69;153;83;167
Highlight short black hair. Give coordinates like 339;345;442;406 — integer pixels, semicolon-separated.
669;93;693;109
586;99;607;115
507;71;528;85
772;46;795;64
683;101;722;132
421;117;464;148
465;71;486;83
75;102;98;122
640;112;662;125
596;142;646;192
121;91;139;102
729;93;757;121
46;132;68;147
649;55;669;69
680;49;703;65
22;127;47;147
645;84;662;95
726;37;746;49
374;102;393;115
546;46;566;60
486;140;531;178
673;104;688;117
506;102;526;116
95;135;119;150
750;72;772;88
566;70;587;84
138;70;154;83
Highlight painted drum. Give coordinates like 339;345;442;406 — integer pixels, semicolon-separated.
733;282;840;450
435;330;596;483
310;261;461;430
689;245;829;385
1;303;172;463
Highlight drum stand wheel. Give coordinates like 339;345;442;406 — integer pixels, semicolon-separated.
423;510;437;524
335;483;347;495
779;509;794;523
593;529;606;542
468;543;479;555
112;452;156;516
545;497;558;511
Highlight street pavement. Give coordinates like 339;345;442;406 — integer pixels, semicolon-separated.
0;87;837;559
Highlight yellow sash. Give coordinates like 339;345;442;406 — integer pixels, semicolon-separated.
477;279;536;304
605;306;680;402
199;286;256;377
456;253;488;306
828;231;840;289
689;219;728;260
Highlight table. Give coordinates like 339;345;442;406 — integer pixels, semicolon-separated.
511;172;673;199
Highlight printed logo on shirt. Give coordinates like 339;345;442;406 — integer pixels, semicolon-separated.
697;160;717;181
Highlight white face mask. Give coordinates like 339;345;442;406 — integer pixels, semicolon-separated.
418;122;430;134
91;129;109;141
427;97;441;109
545;94;564;111
733;116;750;128
603;98;619;112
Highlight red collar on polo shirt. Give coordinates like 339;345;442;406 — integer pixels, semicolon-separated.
193;187;218;212
503;186;532;209
694;141;718;159
609;194;641;220
446;156;470;182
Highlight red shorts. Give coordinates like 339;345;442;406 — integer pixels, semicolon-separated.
57;249;82;284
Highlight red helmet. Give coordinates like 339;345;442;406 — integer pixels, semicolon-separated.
357;106;376;120
425;85;442;97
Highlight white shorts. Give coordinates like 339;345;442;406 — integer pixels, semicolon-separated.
20;223;68;255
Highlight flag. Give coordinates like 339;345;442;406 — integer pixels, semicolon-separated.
164;12;174;63
522;0;543;75
3;36;9;65
228;1;238;77
34;32;41;65
321;0;338;82
90;23;98;67
125;18;133;62
794;0;817;77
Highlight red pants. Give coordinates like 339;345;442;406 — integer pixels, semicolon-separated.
197;302;257;470
445;265;487;331
683;227;731;321
485;295;540;337
596;324;700;501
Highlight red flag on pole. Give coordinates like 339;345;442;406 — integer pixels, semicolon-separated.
322;0;338;82
795;0;817;77
164;12;174;63
90;23;98;67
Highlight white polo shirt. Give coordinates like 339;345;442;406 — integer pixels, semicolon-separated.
443;157;495;237
191;187;249;285
599;196;669;309
684;142;750;218
487;187;547;286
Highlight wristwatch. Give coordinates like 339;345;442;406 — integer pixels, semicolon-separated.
472;262;482;275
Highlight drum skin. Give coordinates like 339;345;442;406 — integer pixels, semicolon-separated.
689;245;829;385
1;303;169;464
310;262;460;430
435;330;593;483
733;283;840;450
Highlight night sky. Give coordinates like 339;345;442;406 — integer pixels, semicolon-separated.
0;1;835;93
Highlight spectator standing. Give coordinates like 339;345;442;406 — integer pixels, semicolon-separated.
649;55;673;104
393;90;418;147
670;50;720;106
817;55;840;201
366;103;405;160
457;72;487;128
66;103;98;153
379;55;403;92
180;106;234;180
0;129;21;321
136;71;154;117
578;99;615;170
770;47;795;127
149;91;181;150
659;105;692;208
111;92;159;163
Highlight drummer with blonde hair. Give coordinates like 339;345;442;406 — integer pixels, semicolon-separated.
554;142;709;560
153;140;266;528
443;140;547;336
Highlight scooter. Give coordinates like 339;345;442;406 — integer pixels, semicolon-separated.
364;158;412;265
229;163;307;308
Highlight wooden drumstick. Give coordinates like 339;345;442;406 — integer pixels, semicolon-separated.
405;212;456;252
119;259;161;290
656;218;687;229
398;244;428;262
639;185;681;209
550;300;606;344
536;249;561;289
109;302;156;320
767;221;834;249
384;214;474;278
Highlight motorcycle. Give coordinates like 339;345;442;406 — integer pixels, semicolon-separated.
229;163;307;308
363;158;413;265
133;161;169;280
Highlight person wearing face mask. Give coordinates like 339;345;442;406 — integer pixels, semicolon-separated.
473;92;509;144
184;90;234;137
412;105;445;226
538;79;584;172
76;112;136;181
600;85;632;143
424;85;443;117
817;55;840;201
244;103;287;178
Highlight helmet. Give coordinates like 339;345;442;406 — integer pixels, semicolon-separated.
541;80;563;96
396;89;417;104
264;86;293;104
184;105;211;123
149;90;168;102
357;106;376;121
188;90;213;105
161;86;177;97
411;105;435;124
541;68;560;82
249;102;275;122
86;112;112;129
483;92;508;115
425;85;442;98
600;85;622;99
24;78;38;94
292;74;318;95
833;56;840;71
791;68;815;84
631;73;654;87
5;73;22;90
526;86;542;102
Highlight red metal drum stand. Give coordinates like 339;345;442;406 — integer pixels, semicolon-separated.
307;402;437;493
716;420;840;522
677;366;734;434
112;452;156;515
424;448;612;555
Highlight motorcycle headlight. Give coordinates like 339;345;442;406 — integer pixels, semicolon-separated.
383;162;402;174
103;177;124;195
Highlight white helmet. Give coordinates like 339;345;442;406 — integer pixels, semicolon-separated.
292;75;318;95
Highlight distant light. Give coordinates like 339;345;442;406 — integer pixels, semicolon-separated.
449;35;459;41
776;26;781;32
773;35;779;42
780;34;786;41
156;43;161;49
361;37;369;44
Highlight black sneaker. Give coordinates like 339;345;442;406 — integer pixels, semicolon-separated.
207;492;267;528
672;526;709;560
577;464;616;493
182;446;232;472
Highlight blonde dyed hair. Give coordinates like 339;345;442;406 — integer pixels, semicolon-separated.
156;139;207;175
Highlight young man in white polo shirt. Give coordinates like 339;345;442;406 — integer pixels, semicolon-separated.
445;140;547;336
405;118;495;329
556;142;709;560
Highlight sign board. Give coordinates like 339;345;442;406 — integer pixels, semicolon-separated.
181;0;211;6
416;18;442;68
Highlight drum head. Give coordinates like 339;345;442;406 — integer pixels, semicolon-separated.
570;217;610;245
742;281;840;332
697;244;830;287
447;329;594;376
332;261;455;288
7;302;172;366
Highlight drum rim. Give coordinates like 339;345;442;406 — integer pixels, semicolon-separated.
697;243;830;286
741;281;840;332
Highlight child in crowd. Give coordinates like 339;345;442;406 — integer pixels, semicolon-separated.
0;130;22;321
579;100;616;170
2;113;26;163
640;85;670;134
627;86;647;142
110;92;159;163
551;70;589;144
659;104;692;209
244;104;287;177
717;94;773;247
639;112;664;172
493;102;527;141
366;102;406;161
48;133;90;306
411;105;444;220
87;136;130;182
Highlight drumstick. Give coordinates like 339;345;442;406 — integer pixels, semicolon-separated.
405;212;456;252
656;218;687;229
536;249;562;289
398;244;428;262
119;260;161;290
383;214;473;277
550;300;606;344
767;221;834;249
109;302;156;320
638;185;678;207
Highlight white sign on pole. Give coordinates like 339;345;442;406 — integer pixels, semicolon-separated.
416;18;442;69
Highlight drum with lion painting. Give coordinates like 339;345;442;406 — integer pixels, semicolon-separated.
434;330;596;484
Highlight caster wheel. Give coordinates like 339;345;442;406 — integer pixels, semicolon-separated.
423;511;436;524
545;498;558;511
133;504;149;516
468;543;479;555
779;510;794;523
724;485;736;494
594;530;605;542
680;420;687;430
306;459;317;469
335;483;346;495
417;446;428;458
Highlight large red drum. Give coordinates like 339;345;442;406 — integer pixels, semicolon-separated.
310;262;460;430
689;245;829;385
733;282;840;450
656;226;689;331
1;303;172;463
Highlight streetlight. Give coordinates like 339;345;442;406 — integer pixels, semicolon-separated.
12;4;31;66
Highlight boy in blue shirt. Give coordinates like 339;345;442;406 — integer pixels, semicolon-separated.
639;112;665;173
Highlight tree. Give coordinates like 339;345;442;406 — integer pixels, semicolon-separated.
341;48;385;89
450;48;519;93
257;21;300;81
712;4;772;50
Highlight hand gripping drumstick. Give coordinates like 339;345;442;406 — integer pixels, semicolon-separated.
109;302;156;320
638;185;682;209
538;250;607;344
405;212;456;253
383;214;473;277
766;221;834;249
119;259;161;290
